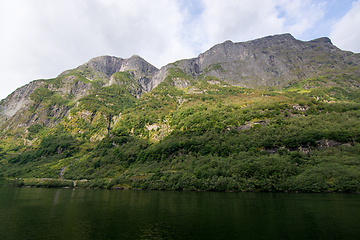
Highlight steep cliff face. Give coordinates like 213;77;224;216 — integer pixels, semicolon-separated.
2;34;360;192
1;33;360;133
0;55;158;130
61;55;159;93
0;81;45;125
168;34;360;88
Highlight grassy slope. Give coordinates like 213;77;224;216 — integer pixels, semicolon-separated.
1;68;360;192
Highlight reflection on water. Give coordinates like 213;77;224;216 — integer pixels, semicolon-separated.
53;189;61;206
0;186;360;240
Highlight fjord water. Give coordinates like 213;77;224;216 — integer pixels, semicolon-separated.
0;187;359;240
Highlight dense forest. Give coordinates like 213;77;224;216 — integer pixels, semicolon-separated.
1;34;360;192
1;70;360;192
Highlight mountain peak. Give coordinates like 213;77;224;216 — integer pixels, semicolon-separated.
308;37;333;45
130;54;142;59
1;33;360;136
164;33;359;89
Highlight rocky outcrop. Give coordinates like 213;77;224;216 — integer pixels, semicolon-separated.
60;55;159;93
1;103;71;132
1;33;360;133
58;76;92;100
164;34;360;88
0;81;45;127
122;55;159;92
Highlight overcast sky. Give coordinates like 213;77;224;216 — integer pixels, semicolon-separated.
1;0;360;100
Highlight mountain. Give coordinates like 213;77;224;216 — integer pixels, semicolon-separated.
1;33;360;192
0;55;157;131
2;34;359;130
63;54;159;92
170;34;360;87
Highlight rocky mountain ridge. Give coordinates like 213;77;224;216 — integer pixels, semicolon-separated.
59;54;159;91
1;33;360;131
2;34;360;193
170;34;359;88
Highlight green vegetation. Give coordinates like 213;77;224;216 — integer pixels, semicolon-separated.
77;85;136;116
203;63;225;74
166;68;194;81
29;87;75;113
112;71;137;85
2;64;360;192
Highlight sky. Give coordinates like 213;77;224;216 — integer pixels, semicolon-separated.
0;0;360;100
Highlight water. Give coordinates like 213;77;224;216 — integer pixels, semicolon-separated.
0;186;359;240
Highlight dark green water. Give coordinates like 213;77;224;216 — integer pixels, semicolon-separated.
0;187;359;240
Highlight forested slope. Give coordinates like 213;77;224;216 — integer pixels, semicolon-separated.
1;34;360;192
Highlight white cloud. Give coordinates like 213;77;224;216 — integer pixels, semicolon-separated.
0;0;193;100
0;0;355;101
276;0;327;36
198;0;327;50
199;0;283;49
330;0;360;53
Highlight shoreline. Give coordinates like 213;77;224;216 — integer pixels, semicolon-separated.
1;182;359;194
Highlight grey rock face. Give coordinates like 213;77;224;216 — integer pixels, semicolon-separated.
83;55;157;78
122;55;159;92
71;55;159;92
1;33;360;132
1;103;71;132
83;55;126;78
0;81;45;126
168;33;360;88
53;75;93;100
